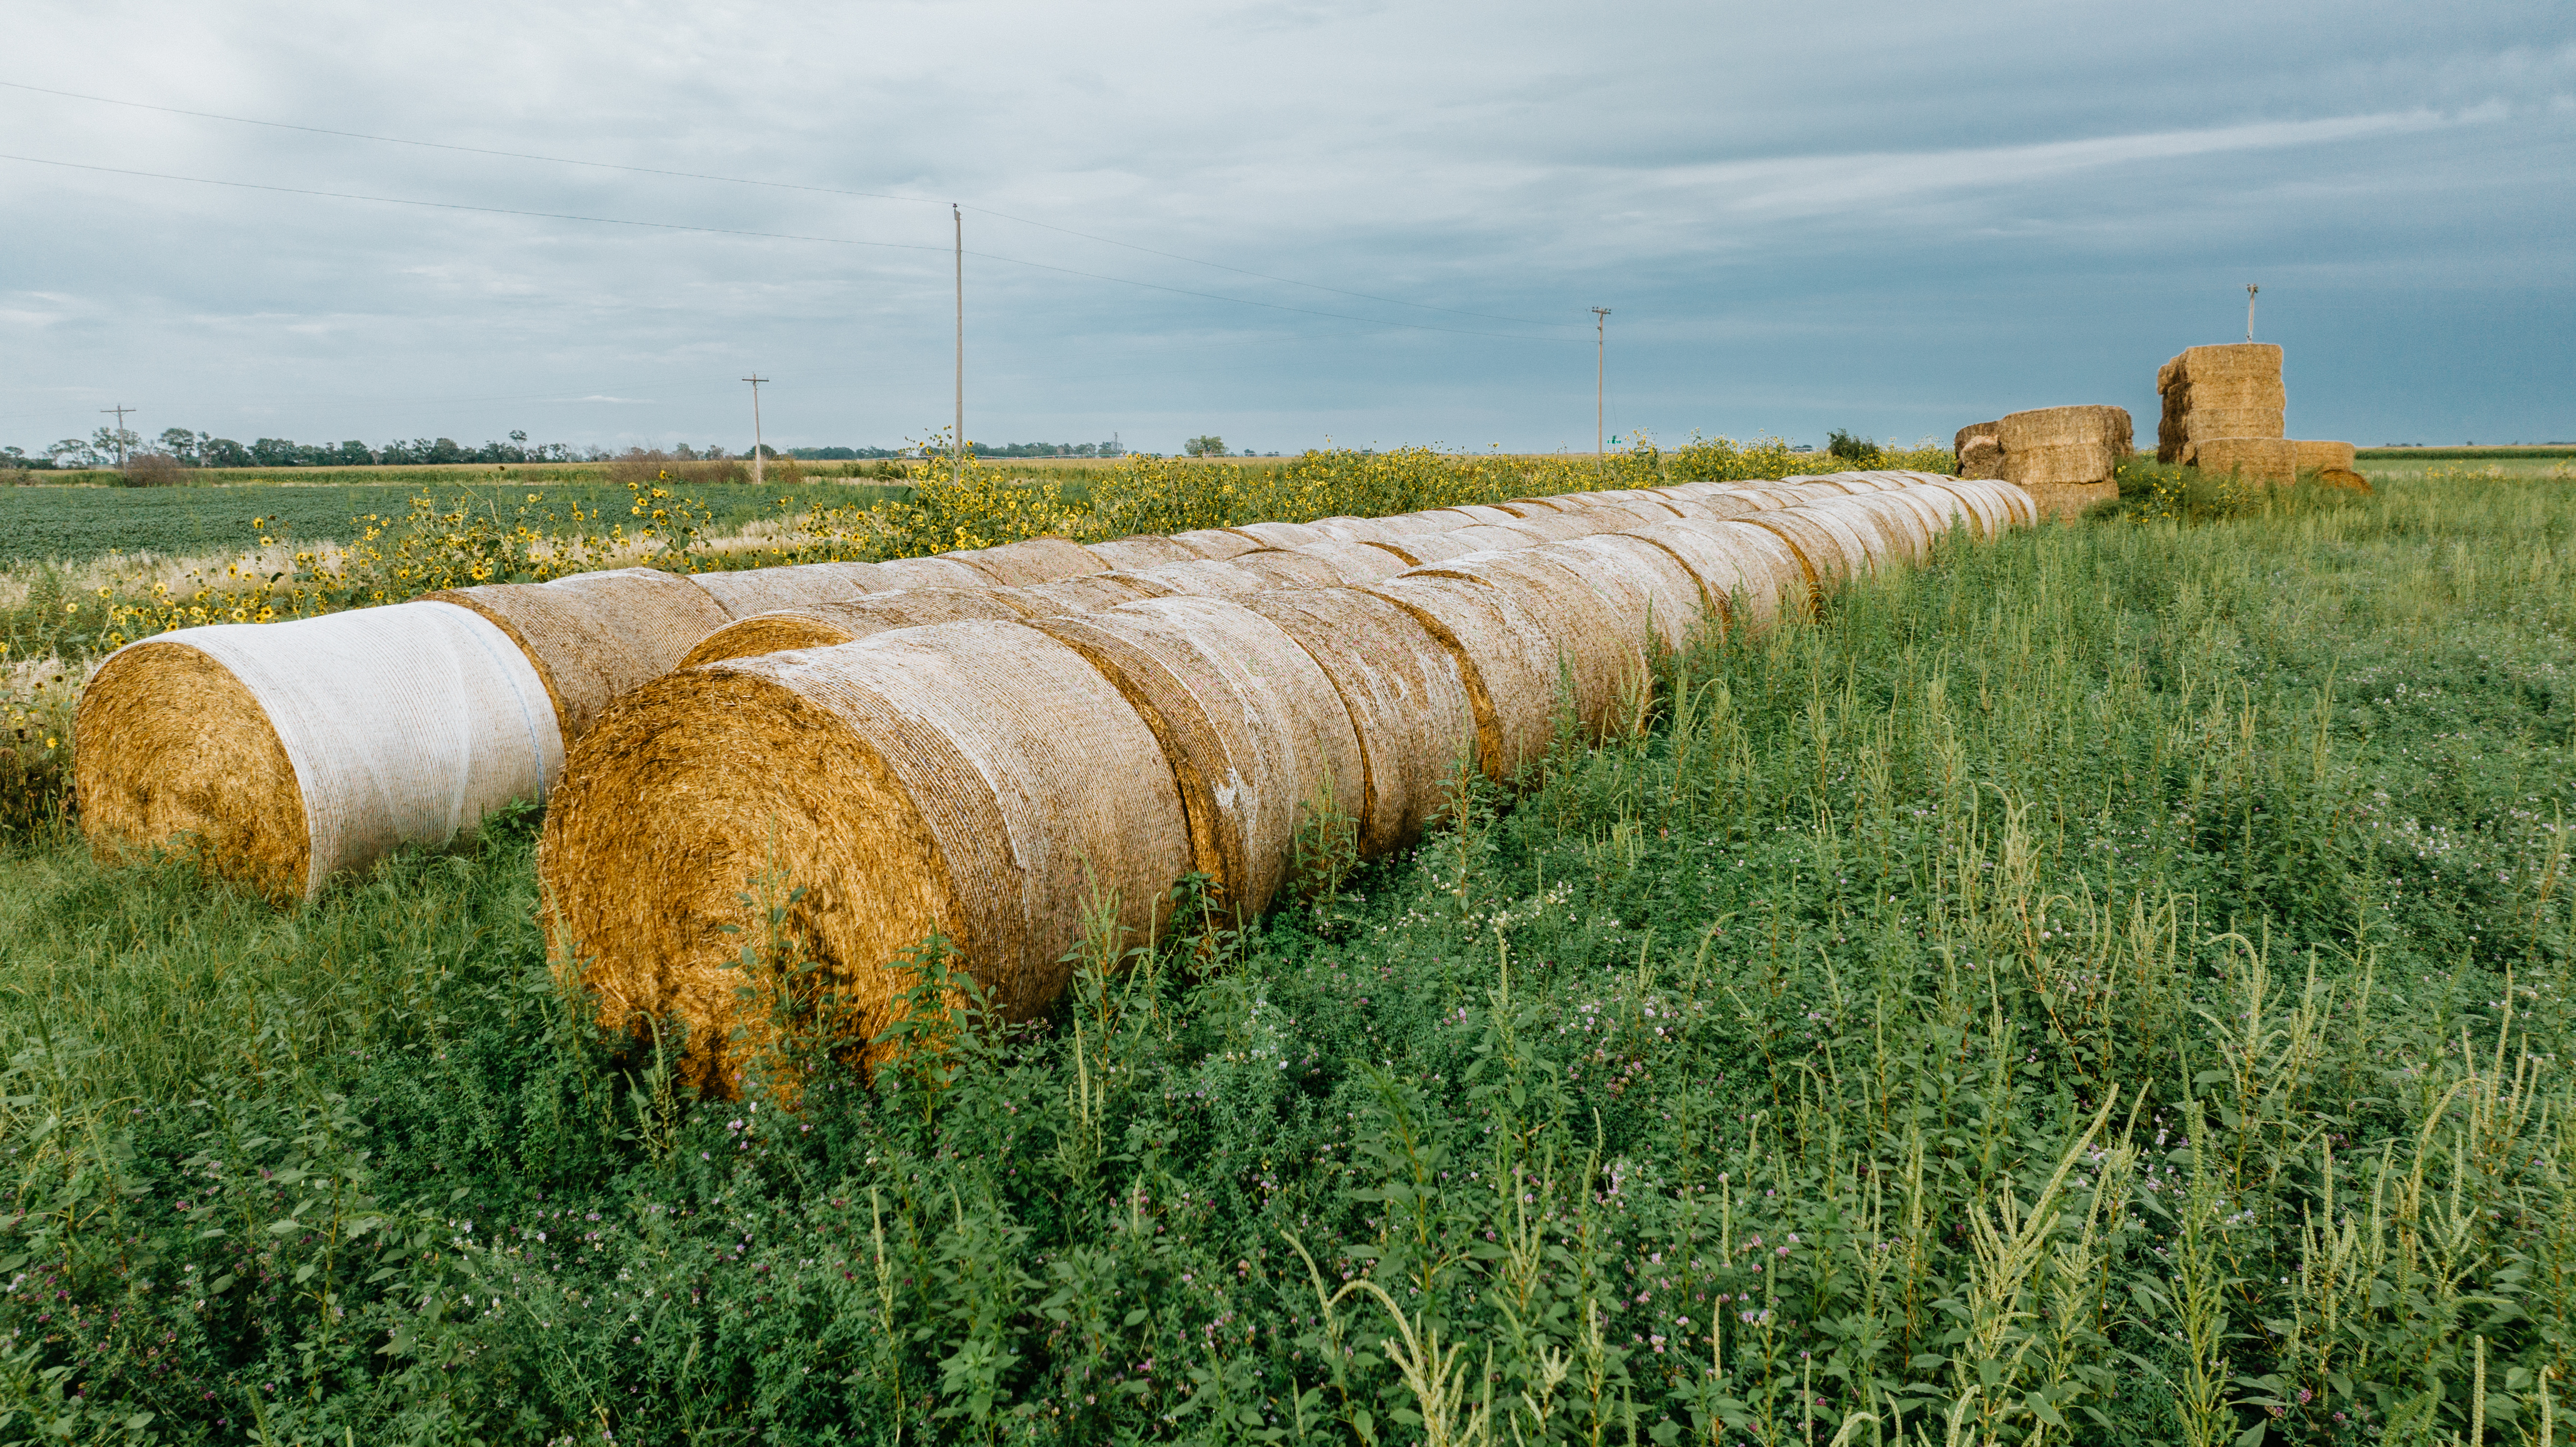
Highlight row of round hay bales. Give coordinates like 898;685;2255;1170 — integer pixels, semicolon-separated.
73;474;2016;903
537;477;2034;1089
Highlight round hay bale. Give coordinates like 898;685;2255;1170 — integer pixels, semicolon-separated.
78;601;561;899
689;561;895;619
1502;509;1618;542
1293;541;1410;585
422;567;733;740
1939;478;2038;528
1496;497;1574;516
1446;504;1522;525
1541;533;1715;654
1815;493;1929;565
1363;511;1449;536
1619;520;1810;633
1362;532;1484;566
944;536;1103;586
1170;528;1266;561
1085;534;1202;571
1786;498;1898;575
1136;558;1274;598
541;619;1190;1092
2318;468;2374;494
1229;520;1334;550
1870;487;1961;550
1444;521;1550;553
1227;549;1348;589
1742;509;1862;588
1721;487;1804;510
1406;552;1650;740
1905;482;2001;538
1030;597;1363;921
676;589;1030;669
876;554;1001;589
1307;515;1399;544
1363;575;1564;784
1245;589;1476;854
996;573;1178;616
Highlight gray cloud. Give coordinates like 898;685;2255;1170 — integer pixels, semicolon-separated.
3;0;2569;456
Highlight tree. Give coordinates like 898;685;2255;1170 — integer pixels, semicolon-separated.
1183;435;1226;457
156;427;201;464
1826;428;1884;465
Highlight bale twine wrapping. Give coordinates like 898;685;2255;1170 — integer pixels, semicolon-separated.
1086;535;1202;571
688;561;895;619
1229;520;1334;550
1170;528;1266;561
1362;531;1485;566
2190;437;2297;486
1226;550;1349;589
2294;441;2358;474
78;601;561;899
1291;541;1410;585
1363;576;1566;784
1135;559;1276;598
541;619;1191;1092
1620;521;1810;632
944;536;1104;586
1030;597;1363;922
1406;552;1650;740
1244;589;1477;855
1541;534;1714;654
422;568;732;740
876;555;1002;589
675;590;1030;669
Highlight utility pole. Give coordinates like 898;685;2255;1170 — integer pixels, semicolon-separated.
101;404;134;466
954;204;965;484
1590;309;1611;458
2245;283;2259;342
741;374;770;486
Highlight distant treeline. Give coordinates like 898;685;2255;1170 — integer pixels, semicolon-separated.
6;428;1128;470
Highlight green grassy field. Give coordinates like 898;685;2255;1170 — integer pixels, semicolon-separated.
2;474;2568;1445
0;480;910;569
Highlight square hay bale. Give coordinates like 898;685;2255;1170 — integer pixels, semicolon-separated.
2190;437;2297;486
2157;343;2285;461
1997;405;2133;489
2294;441;2357;474
1953;420;2005;480
2024;481;2119;521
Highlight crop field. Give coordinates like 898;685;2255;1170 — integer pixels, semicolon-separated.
1;469;2569;1445
0;480;907;571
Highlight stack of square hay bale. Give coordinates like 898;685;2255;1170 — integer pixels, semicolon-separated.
1952;407;2129;517
2157;344;2294;484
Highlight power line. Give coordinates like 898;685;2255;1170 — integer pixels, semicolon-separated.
0;78;1580;330
0;152;1581;344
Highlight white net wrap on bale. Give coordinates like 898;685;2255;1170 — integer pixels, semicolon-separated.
1619;521;1810;633
1539;534;1715;655
540;618;1191;1094
1362;575;1562;784
945;536;1104;586
1363;531;1484;566
1170;528;1266;561
1245;589;1477;856
1444;521;1550;553
1743;507;1868;588
1030;596;1364;922
78;601;561;899
1085;535;1202;571
1907;482;2003;538
1132;558;1273;598
689;561;893;619
876;555;1000;589
1229;520;1335;550
1406;551;1652;741
676;589;1030;669
1226;550;1349;589
1291;541;1411;585
992;574;1177;616
421;567;732;739
1803;495;1912;569
1308;516;1400;544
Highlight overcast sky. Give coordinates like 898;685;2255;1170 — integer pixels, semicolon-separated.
4;1;2570;457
